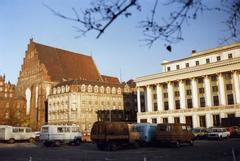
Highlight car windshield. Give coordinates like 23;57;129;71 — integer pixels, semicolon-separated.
193;129;200;133
41;127;49;133
212;128;223;132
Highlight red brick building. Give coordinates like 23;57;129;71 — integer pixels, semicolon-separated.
17;39;121;130
0;75;26;126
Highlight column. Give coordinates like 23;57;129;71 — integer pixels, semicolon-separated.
144;88;148;112
168;116;174;123
204;76;212;107
167;82;175;110
191;78;199;108
156;84;164;111
206;113;212;128
146;85;153;112
180;115;186;124
137;87;141;113
233;71;240;104
192;114;199;128
179;80;186;109
218;73;226;105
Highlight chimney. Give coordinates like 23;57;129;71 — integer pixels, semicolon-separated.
192;50;196;54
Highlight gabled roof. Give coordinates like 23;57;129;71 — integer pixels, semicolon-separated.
31;40;103;82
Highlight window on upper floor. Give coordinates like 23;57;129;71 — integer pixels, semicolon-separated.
217;56;221;61
186;90;192;95
175;91;180;97
167;66;171;71
198;78;203;83
206;58;210;64
163;93;168;98
185;79;191;85
211;75;217;81
226;84;232;90
212;86;218;92
185;63;189;68
228;53;233;59
195;61;199;66
199;88;205;94
176;65;180;70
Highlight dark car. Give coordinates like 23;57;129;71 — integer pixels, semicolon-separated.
155;123;194;147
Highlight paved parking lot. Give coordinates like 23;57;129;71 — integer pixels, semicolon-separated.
0;139;239;161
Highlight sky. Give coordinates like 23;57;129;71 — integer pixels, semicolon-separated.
0;0;231;84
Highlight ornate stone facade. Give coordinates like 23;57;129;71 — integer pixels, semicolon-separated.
47;79;123;131
135;42;240;127
0;75;26;126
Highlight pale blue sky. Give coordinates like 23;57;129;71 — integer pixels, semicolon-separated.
0;0;229;84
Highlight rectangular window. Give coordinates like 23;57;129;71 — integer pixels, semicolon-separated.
152;118;157;123
164;102;169;110
212;114;220;126
217;56;221;61
187;99;193;108
167;67;171;71
174;82;179;87
154;103;158;111
175;91;180;97
227;113;235;118
186;90;192;95
163;118;168;123
185;116;193;127
174;117;180;123
225;73;232;79
163;93;168;98
199;116;206;127
176;65;180;69
212;86;218;92
185;80;191;85
195;61;199;66
199;88;205;94
186;63;189;68
227;94;234;105
211;76;217;81
213;96;219;106
198;78;203;83
228;53;233;59
175;100;180;109
200;97;205;107
140;119;147;123
226;84;232;90
153;94;157;99
206;58;210;64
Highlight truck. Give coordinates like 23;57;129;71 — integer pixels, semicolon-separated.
155;123;194;147
91;121;140;151
40;125;82;146
135;123;157;145
0;125;36;143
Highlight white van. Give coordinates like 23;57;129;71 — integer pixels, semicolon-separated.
135;123;157;144
40;125;82;146
0;125;36;143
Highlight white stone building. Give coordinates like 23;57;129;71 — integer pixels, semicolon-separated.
47;79;123;131
135;42;240;128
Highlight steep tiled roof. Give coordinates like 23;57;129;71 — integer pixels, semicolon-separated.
101;75;120;84
32;41;103;82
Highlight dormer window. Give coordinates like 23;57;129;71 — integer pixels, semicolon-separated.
206;58;210;64
217;56;221;61
176;65;180;70
195;61;199;66
167;67;171;71
185;63;189;68
228;53;233;59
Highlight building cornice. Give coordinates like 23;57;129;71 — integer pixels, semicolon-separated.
136;57;240;87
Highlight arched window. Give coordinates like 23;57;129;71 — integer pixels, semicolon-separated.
94;85;98;93
81;84;86;92
106;87;110;94
61;86;65;93
112;87;116;94
100;86;104;93
88;85;92;93
117;88;122;95
53;88;56;94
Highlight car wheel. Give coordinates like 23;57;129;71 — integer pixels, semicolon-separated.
29;137;35;143
74;139;81;146
219;136;223;141
175;141;180;148
108;142;118;151
189;140;194;146
8;138;15;144
54;140;61;147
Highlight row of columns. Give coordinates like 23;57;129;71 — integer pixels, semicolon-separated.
137;71;240;113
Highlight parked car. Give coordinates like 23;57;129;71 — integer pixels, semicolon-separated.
91;121;140;151
155;123;194;147
208;127;230;140
135;123;157;145
0;125;36;143
40;125;82;146
192;127;208;140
